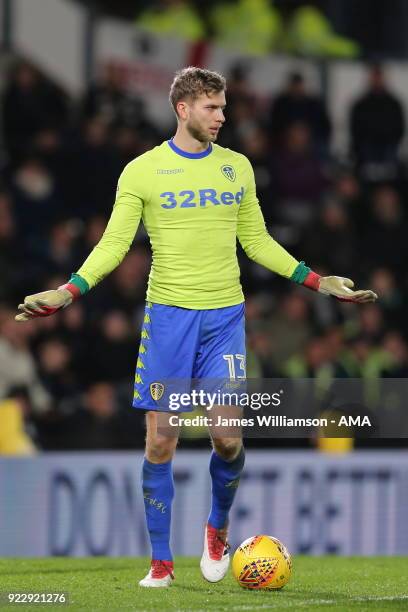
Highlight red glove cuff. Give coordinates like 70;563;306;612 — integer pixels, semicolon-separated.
303;271;321;292
58;282;81;300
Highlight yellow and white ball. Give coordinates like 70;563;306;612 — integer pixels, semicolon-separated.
232;535;292;590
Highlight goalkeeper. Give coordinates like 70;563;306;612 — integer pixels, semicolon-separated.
16;67;377;587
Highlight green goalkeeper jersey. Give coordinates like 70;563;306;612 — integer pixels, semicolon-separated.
76;139;299;309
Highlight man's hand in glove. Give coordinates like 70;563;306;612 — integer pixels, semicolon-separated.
15;284;80;322
318;276;377;303
303;270;378;303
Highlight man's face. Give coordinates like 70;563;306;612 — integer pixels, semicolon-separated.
369;68;385;91
179;90;226;143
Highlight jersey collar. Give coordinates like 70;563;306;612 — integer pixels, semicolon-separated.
167;138;212;159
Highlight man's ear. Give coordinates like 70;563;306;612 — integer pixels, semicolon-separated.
177;101;188;120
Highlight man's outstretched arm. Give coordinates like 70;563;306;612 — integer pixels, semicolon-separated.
16;162;145;321
237;158;377;304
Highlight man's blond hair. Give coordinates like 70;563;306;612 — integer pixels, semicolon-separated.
169;66;226;118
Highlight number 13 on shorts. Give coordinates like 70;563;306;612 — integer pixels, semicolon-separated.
223;354;246;379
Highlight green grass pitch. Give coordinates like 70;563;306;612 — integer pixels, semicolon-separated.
0;557;407;611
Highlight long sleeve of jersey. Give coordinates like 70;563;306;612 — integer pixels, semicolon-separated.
237;158;299;278
76;161;146;288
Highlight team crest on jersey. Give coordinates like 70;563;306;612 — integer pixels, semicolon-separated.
150;382;165;401
221;165;236;182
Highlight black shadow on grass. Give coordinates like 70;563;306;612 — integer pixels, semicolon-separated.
171;583;290;596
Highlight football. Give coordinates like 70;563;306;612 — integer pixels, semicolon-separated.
232;535;292;590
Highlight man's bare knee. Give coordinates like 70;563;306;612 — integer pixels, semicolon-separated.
212;437;242;461
146;436;177;463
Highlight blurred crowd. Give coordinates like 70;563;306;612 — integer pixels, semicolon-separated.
0;56;407;453
134;0;360;58
96;0;406;60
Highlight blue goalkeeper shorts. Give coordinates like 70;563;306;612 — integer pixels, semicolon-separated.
132;301;246;412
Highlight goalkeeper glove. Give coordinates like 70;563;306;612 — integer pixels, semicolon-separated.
15;282;82;322
292;263;378;303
